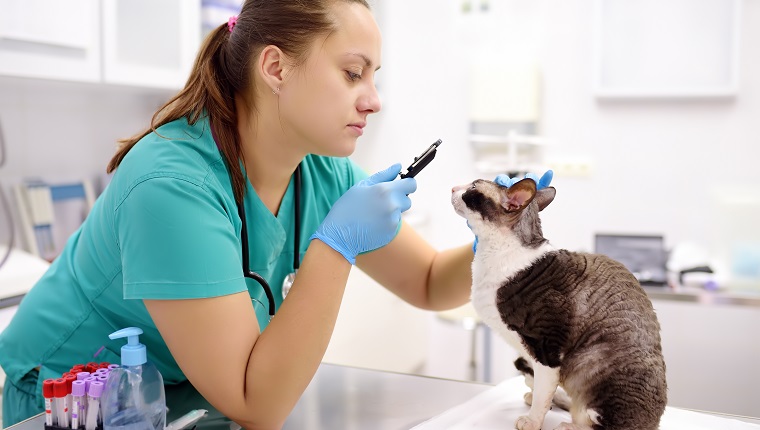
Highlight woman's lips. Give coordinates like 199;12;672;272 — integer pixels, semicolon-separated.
348;124;365;136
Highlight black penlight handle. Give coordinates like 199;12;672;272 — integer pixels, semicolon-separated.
400;139;442;179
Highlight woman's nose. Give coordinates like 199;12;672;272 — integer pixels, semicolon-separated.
358;84;382;114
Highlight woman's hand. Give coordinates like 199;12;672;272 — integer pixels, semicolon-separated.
311;163;417;264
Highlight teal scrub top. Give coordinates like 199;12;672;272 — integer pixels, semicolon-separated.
0;115;368;394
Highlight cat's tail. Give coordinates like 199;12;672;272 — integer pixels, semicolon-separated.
514;357;572;412
514;357;534;377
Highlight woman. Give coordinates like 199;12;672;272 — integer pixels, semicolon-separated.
0;1;480;428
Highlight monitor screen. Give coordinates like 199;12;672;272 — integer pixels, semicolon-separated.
594;234;667;286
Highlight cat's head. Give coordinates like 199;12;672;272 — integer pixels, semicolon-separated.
451;178;556;248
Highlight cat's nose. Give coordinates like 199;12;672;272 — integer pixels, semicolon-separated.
452;184;467;193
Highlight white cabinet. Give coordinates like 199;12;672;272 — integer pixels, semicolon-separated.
101;0;200;89
0;0;201;90
0;0;101;82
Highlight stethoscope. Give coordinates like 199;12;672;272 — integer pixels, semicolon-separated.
237;164;302;321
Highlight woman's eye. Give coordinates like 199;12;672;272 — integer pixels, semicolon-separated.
346;71;362;82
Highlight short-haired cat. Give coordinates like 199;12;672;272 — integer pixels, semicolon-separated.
451;178;667;430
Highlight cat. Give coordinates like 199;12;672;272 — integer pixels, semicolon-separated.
451;178;667;430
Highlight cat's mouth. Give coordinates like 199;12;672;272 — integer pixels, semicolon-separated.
451;185;469;218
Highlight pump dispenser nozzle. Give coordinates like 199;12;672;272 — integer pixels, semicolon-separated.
109;327;147;366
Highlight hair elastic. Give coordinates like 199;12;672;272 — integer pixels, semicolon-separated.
228;15;238;33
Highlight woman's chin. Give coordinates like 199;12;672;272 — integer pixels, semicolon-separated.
319;140;357;158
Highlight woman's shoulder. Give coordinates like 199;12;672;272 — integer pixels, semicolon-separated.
106;116;231;206
121;116;222;181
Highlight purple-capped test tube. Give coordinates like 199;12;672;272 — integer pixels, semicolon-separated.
107;364;120;370
76;371;91;381
71;380;86;430
85;381;104;430
83;376;97;393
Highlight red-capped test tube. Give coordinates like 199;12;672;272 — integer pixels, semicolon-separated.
42;379;55;426
63;373;77;425
53;378;69;427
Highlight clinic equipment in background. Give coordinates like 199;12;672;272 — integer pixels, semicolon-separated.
12;180;95;262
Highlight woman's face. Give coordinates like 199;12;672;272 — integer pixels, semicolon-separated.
279;2;382;157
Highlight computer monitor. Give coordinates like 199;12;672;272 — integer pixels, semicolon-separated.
594;234;667;286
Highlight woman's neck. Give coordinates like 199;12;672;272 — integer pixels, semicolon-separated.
236;96;303;216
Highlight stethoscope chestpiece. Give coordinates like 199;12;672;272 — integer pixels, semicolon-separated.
282;271;297;299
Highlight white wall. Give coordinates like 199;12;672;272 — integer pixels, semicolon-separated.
0;77;167;181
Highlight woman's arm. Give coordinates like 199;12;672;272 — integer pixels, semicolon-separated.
356;221;474;311
144;240;350;429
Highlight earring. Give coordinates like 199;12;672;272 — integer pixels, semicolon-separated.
272;87;280;95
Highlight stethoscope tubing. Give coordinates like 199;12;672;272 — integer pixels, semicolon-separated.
238;164;302;319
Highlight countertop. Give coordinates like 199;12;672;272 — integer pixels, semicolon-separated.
644;285;760;307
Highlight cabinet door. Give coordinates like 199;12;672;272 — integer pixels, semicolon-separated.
0;0;100;82
101;0;201;90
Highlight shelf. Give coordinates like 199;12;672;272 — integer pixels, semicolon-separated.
468;133;549;146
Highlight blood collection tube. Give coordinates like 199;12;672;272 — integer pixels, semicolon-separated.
63;373;77;425
71;380;86;429
83;376;96;392
85;380;104;430
43;379;55;426
76;371;91;381
54;378;69;428
82;376;96;422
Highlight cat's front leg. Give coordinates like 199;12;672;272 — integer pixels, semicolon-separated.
516;362;559;430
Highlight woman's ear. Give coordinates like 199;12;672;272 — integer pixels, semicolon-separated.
258;45;288;94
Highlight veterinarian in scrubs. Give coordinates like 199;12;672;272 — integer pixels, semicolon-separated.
0;1;551;428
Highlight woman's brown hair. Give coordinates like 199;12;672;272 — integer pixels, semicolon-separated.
107;0;370;203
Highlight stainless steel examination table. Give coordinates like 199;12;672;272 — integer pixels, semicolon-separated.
7;362;760;429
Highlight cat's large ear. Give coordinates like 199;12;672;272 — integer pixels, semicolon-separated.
499;178;536;212
535;187;556;212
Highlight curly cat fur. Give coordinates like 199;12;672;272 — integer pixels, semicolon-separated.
451;179;667;430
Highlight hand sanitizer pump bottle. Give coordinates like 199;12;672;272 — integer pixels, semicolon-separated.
101;327;166;430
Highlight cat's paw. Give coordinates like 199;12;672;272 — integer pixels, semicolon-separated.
515;415;541;430
523;391;533;406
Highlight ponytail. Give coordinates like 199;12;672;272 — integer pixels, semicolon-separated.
106;24;247;203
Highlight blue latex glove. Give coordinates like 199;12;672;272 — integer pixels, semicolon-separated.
311;163;417;264
471;170;553;253
494;170;554;189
